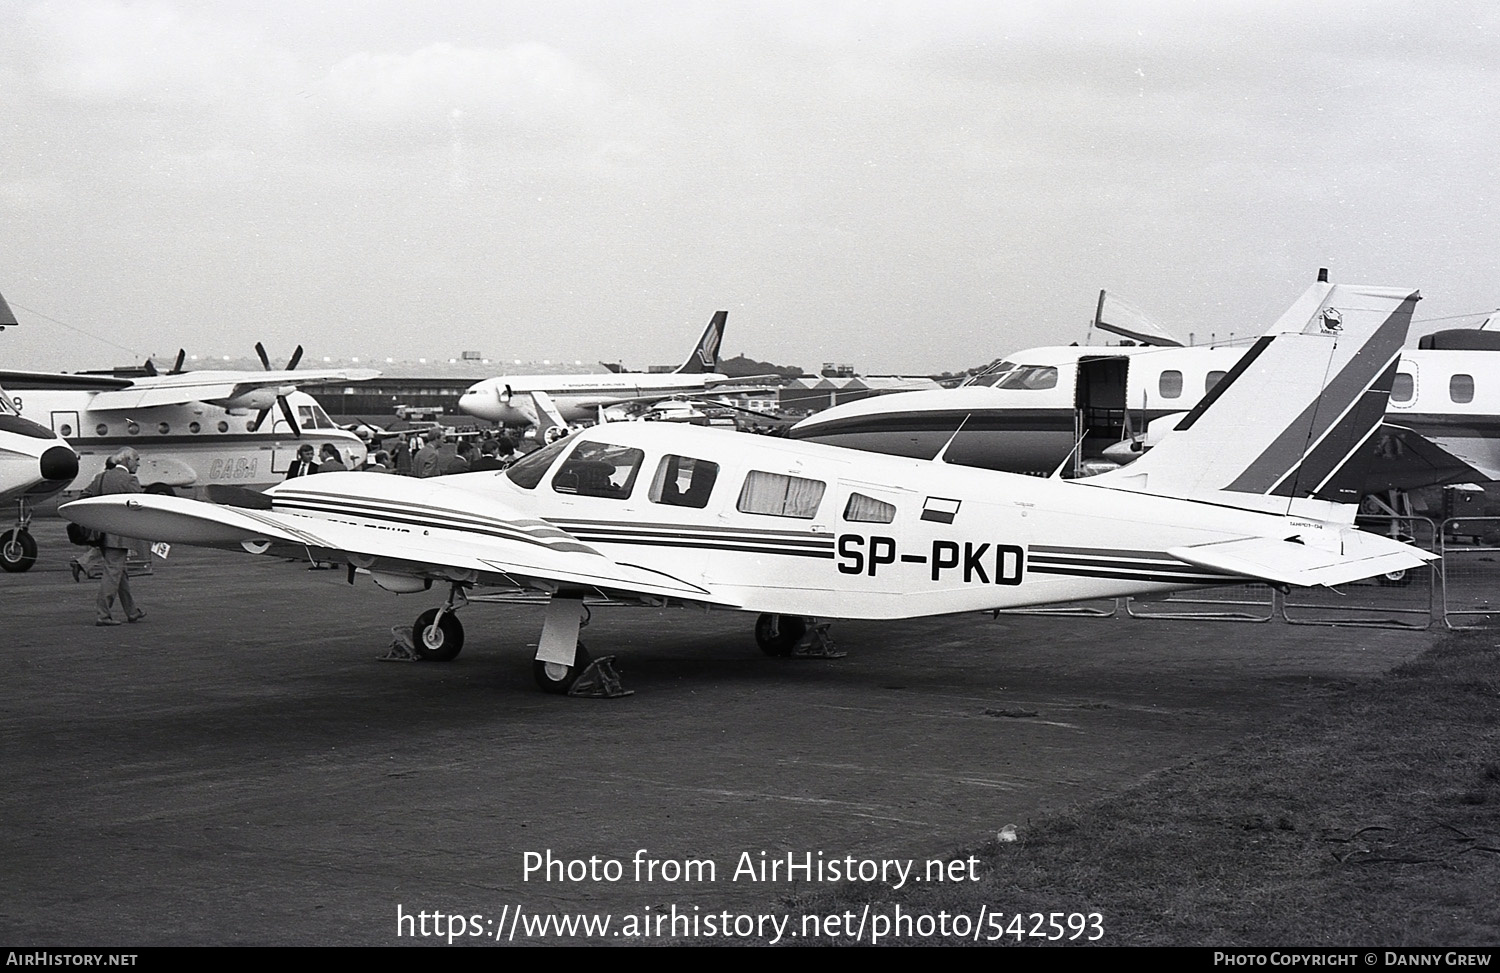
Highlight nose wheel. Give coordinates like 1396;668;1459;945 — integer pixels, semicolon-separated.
0;527;36;573
411;588;467;661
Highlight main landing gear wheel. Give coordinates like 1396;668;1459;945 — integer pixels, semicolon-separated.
0;528;37;573
754;614;806;657
534;643;592;695
411;608;464;661
1377;567;1416;587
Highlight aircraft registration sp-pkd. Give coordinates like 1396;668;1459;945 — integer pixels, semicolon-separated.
64;281;1435;695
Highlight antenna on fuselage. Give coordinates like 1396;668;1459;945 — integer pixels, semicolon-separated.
932;415;971;465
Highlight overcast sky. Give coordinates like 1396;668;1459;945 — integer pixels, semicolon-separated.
1;1;1495;374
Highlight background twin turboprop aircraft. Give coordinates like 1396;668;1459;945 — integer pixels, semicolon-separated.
63;277;1433;695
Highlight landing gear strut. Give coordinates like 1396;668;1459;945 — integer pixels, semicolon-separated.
410;585;468;661
532;595;631;697
1;501;37;573
1359;489;1420;587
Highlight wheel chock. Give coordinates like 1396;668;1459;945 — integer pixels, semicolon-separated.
379;625;421;662
567;655;634;698
791;623;844;659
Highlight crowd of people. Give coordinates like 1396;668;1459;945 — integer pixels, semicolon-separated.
290;428;520;481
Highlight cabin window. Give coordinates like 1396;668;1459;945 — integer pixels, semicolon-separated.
217;421;229;433
551;441;644;499
737;471;826;519
96;424;108;437
158;422;170;434
1391;373;1414;404
189;422;201;434
843;492;896;524
59;424;73;437
1450;374;1475;404
1158;370;1183;399
126;422;139;436
1205;370;1226;394
504;437;573;489
649;455;719;509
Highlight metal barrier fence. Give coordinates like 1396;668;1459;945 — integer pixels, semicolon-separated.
993;514;1445;629
1438;515;1500;630
1125;582;1275;622
993;598;1119;618
1280;514;1436;630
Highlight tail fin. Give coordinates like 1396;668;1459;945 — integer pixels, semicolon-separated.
1085;280;1420;519
674;311;727;374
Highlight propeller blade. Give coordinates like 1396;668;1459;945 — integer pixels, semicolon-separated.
277;395;301;438
285;346;303;371
252;406;272;431
142;358;158;377
171;349;186;374
254;342;272;371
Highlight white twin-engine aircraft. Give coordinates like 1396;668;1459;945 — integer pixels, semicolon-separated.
64;281;1434;695
457;311;737;440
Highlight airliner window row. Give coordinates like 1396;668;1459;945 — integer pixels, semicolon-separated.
92;420;239;436
1156;370;1227;400
1389;372;1477;406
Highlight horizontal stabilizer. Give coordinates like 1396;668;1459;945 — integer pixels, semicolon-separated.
1168;531;1435;589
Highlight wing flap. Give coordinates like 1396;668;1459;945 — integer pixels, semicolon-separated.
1169;531;1436;588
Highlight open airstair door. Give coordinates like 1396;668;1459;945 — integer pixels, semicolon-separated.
1073;355;1130;476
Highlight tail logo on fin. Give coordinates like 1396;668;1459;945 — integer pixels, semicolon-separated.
1319;307;1342;334
676;311;727;374
697;322;723;369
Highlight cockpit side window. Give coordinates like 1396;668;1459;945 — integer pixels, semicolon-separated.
551;441;645;499
504;437;574;489
737;471;826;519
649;455;719;509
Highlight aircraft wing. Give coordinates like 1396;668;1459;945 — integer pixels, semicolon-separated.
61;490;719;603
1168;530;1436;589
85;368;381;411
1365;422;1500;492
0;369;134;391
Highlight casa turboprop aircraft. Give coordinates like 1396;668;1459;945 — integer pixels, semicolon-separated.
458;310;741;440
790;281;1500;501
0;340;377;500
64;279;1432;696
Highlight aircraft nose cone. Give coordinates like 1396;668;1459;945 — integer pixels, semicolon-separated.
40;445;79;482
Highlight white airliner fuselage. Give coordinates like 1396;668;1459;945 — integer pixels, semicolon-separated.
459;371;736;428
791;339;1500;490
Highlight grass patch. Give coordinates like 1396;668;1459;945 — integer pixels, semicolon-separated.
771;630;1500;945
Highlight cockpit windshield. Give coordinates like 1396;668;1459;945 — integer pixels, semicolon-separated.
298;403;336;430
504;437;574;489
963;361;1059;390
